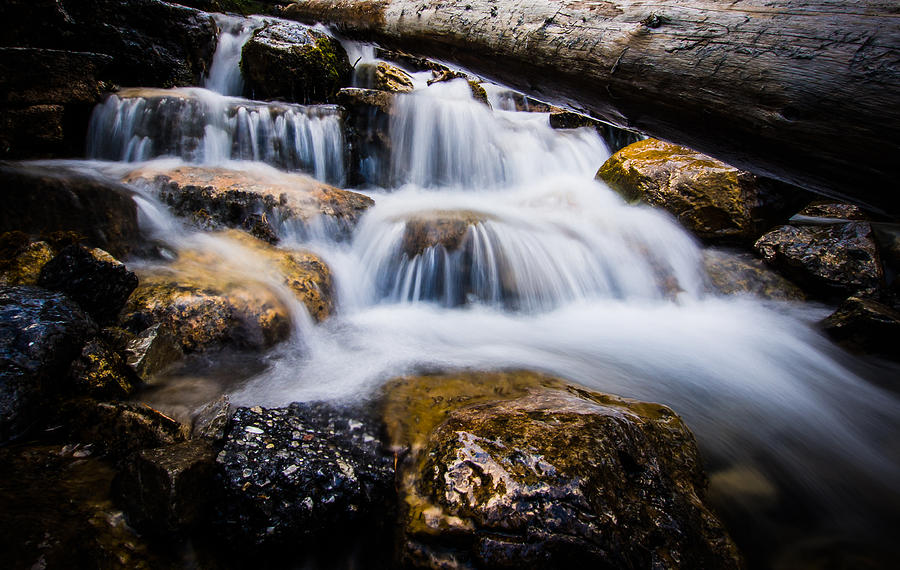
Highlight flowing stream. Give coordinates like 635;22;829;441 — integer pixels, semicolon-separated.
55;17;900;567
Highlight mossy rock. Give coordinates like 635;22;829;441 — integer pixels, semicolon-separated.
382;370;742;569
0;238;54;286
68;338;138;399
241;21;352;103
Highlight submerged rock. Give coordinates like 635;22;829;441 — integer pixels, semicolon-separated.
401;210;489;256
338;87;395;187
241;21;352;103
38;245;138;325
0;286;96;443
822;296;900;358
597;139;797;244
702;249;805;301
124;164;373;242
383;371;741;569
0;163;140;258
215;402;394;546
754;222;882;298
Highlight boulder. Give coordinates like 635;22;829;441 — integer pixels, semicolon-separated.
597;139;799;244
0;105;66;158
355;61;414;93
68;338;138;399
38;245;139;325
123;164;373;243
382;371;742;569
124;324;184;383
702;249;805;301
0;163;140;258
241;21;352;103
754;222;883;299
401;210;488;257
794;201;870;222
114;439;217;533
0;286;96;443
0;48;111;107
822;296;900;359
0;238;54;286
215;402;394;546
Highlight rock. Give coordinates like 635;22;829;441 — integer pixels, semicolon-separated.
337;87;395;187
597;138;799;244
114;439;217;534
68;338;137;399
124;324;184;383
794;201;869;222
702;249;805;301
549;110;644;153
38;245;138;325
383;371;742;569
0;163;140;258
338;87;396;115
0;47;111;107
426;69;491;106
491;89;556;113
191;395;233;442
0;0;218;89
61;399;189;458
754;222;883;299
401;210;489;257
0;238;54;286
822;296;900;358
0;104;66;158
0;286;96;443
355;61;414;93
123;164;373;242
374;48;448;73
215;402;394;546
241;21;352;103
467;80;490;106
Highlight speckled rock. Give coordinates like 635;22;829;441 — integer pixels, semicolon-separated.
754;222;883;298
123;164;373;243
114;439;217;533
68;338;137;399
597;139;797;244
822;296;900;358
215;402;394;545
0;239;54;286
241;21;352;103
124;324;184;383
355;61;413;93
38;245;138;325
0;286;96;442
702;249;805;301
383;371;742;569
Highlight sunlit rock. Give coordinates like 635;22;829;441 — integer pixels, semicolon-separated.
0;238;54;286
597;138;798;244
383;371;742;569
68;338;138;399
354;61;414;93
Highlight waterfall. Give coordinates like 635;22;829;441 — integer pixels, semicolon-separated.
204;14;262;96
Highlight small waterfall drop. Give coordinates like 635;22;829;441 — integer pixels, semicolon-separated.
204;14;262;96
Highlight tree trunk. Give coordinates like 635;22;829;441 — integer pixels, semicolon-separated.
283;0;900;216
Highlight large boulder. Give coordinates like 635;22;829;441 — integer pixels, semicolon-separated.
0;286;97;442
382;371;741;569
38;245;139;325
0;163;140;258
241;21;352;103
215;402;394;546
754;222;883;299
123;165;373;243
597;139;800;244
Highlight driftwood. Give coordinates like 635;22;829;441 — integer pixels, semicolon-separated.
283;0;900;216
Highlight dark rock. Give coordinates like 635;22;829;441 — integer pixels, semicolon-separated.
215;402;394;546
38;245;138;325
795;201;870;222
0;48;111;107
822;296;900;358
426;69;491;106
0;0;218;89
125;324;184;383
0;286;96;443
754;222;883;299
0;163;140;258
374;48;448;73
598;138;802;244
0;105;66;158
337;87;395;187
549;110;643;153
241;21;352;103
872;223;900;291
383;371;742;569
0;239;54;286
491;89;556;113
702;249;805;301
68;338;137;399
191;395;233;442
114;439;217;533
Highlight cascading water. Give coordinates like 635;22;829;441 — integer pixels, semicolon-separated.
44;23;900;568
204;14;263;96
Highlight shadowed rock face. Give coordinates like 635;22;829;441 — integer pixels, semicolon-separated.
702;249;805;301
383;371;742;569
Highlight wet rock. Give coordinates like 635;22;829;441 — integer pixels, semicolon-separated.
0;104;66;158
794;201;869;222
338;87;395;187
0;286;96;443
0;47;111;107
491;89;556;113
355;61;414;93
401;210;489;257
703;249;805;301
374;48;448;73
61;399;189;458
0;0;218;89
822;296;900;358
68;338;137;399
38;245;138;325
754;222;882;299
597;138;799;244
124;324;184;383
114;439;217;533
191;395;233;442
215;402;394;546
241;21;352;103
123;164;373;242
338;87;396;115
549;110;643;153
0;238;54;286
0;163;140;258
426;70;490;105
383;371;742;569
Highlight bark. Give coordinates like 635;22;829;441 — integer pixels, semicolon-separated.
283;0;900;216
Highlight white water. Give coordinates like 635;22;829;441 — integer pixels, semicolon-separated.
204;14;263;96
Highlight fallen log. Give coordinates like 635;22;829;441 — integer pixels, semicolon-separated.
283;0;900;216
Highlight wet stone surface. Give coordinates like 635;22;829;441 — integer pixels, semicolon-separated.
215;401;394;546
